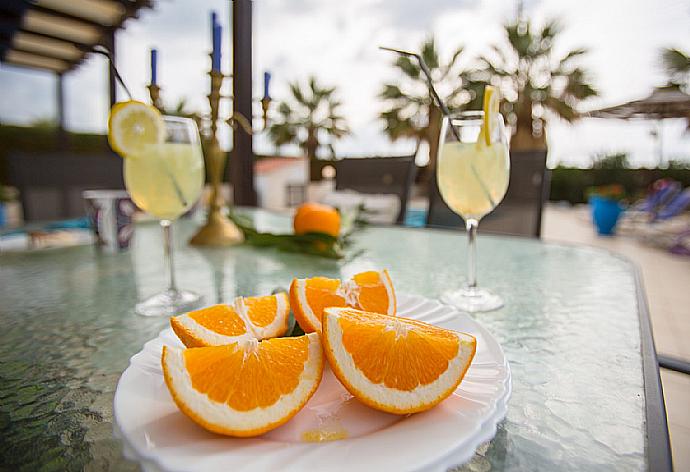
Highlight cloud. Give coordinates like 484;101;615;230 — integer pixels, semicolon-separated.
1;0;689;165
372;0;479;31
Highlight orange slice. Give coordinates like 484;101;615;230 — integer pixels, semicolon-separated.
170;292;290;347
162;333;323;437
322;307;476;414
289;270;396;333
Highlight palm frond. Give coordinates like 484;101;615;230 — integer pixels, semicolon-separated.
661;48;690;73
379;84;405;100
544;95;577;122
420;37;440;70
440;46;464;80
267;77;349;157
394;56;420;79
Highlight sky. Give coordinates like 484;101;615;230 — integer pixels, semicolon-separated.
1;0;689;167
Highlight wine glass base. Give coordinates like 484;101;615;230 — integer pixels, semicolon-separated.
441;286;503;313
136;289;203;317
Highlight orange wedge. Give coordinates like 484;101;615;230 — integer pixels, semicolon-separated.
322;307;476;414
290;270;396;333
162;333;323;437
171;292;290;347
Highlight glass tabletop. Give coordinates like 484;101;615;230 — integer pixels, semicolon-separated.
0;209;662;470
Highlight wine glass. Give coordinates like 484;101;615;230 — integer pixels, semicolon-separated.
436;111;510;312
124;116;206;316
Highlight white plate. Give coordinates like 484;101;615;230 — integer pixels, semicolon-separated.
113;293;511;472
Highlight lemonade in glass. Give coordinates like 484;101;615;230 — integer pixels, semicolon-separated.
109;102;205;316
436;87;510;312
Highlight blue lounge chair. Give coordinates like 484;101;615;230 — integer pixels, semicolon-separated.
633;180;681;213
655;188;690;221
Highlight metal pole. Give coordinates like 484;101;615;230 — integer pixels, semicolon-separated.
56;72;67;149
657;120;664;168
231;0;257;206
103;29;117;106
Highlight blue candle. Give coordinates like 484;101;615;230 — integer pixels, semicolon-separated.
150;48;158;85
211;11;221;71
263;71;271;98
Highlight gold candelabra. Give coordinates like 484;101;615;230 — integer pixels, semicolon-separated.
147;84;163;110
189;70;244;246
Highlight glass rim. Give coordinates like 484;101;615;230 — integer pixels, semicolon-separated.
443;111;505;130
162;115;196;124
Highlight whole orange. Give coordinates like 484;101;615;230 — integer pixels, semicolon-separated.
293;203;341;237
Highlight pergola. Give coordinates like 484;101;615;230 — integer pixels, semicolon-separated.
0;0;155;132
1;0;256;206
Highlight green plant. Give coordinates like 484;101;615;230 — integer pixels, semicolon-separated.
0;184;18;203
591;152;629;170
28;116;58;129
667;159;690;169
379;37;482;173
548;167;690;204
268;76;349;181
474;19;598;151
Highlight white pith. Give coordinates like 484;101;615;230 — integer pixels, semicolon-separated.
380;270;396;315
174;293;290;345
324;308;474;410
296;270;396;330
163;333;323;432
174;309;255;346
244;292;289;339
295;279;323;330
335;279;360;306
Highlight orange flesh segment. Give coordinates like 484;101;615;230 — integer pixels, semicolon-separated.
244;295;279;327
183;336;310;411
305;277;346;322
353;271;390;314
188;305;248;336
337;309;459;391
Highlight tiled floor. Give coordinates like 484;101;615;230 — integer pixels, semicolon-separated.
542;204;690;471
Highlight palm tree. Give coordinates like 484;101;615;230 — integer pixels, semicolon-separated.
661;47;690;90
268;76;349;181
379;37;483;173
474;20;598;151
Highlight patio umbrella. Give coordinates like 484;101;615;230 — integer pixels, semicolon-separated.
588;85;690;165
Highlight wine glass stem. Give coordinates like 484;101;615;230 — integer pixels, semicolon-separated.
466;218;478;289
160;219;178;293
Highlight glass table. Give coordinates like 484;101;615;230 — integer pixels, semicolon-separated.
0;210;671;471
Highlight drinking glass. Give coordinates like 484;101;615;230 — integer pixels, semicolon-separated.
124;116;206;316
436;111;510;312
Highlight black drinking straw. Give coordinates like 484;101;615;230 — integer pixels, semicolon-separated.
379;46;462;142
92;46;188;207
379;46;496;207
92;45;134;101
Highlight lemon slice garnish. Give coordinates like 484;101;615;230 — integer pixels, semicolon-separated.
481;85;500;146
107;101;164;157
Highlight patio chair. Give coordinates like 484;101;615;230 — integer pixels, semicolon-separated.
334;155;417;225
655;187;690;221
427;150;550;237
6;151;125;222
632;179;681;213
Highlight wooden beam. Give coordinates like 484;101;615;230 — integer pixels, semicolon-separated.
231;0;257;206
2;43;82;64
30;4;107;29
3;49;69;71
